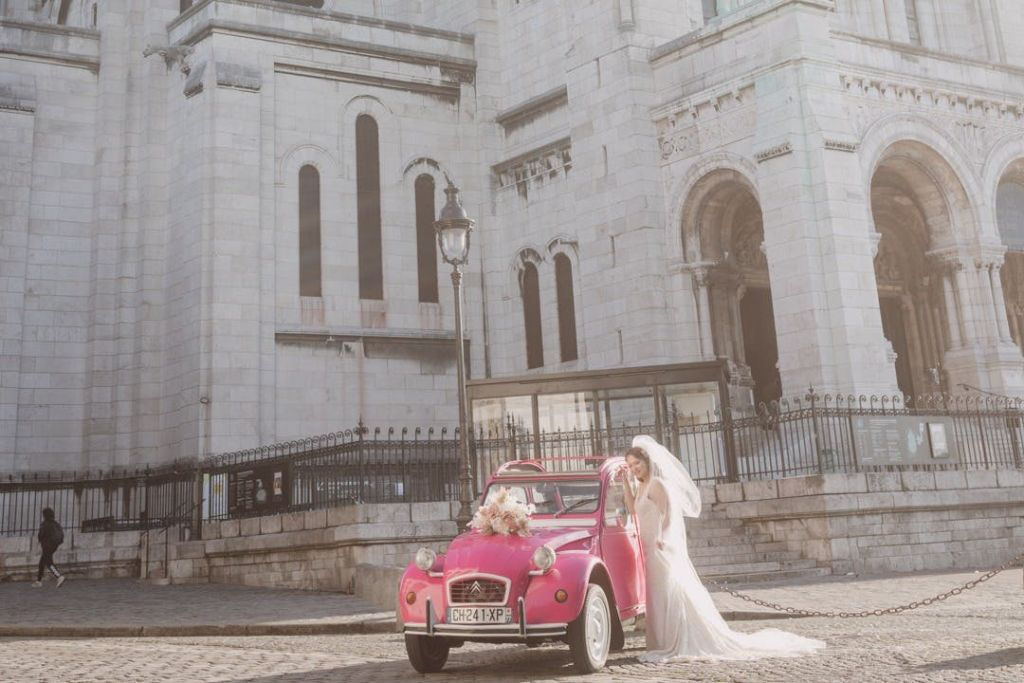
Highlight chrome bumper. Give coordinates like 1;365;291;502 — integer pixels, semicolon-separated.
405;596;567;639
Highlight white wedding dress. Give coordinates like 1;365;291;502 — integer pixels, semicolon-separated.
631;436;825;663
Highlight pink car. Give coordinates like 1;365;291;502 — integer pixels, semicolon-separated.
399;456;645;674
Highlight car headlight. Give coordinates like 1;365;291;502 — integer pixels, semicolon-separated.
414;548;437;572
532;545;556;573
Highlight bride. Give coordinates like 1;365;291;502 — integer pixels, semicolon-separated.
622;435;825;662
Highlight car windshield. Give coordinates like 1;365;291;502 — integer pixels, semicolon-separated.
483;479;602;516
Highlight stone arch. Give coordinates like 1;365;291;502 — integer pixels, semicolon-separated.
677;165;778;407
512;248;546;370
340;95;400;187
547;237;583;364
668;153;760;263
866;132;992;397
277;143;339;185
985;144;1024;353
401;156;455;186
860;115;983;244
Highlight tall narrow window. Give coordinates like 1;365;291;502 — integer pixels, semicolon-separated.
554;254;578;362
522;263;544;369
415;175;439;303
298;165;322;297
905;0;921;45
356;114;383;300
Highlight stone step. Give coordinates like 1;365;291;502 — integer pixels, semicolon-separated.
693;553;805;569
688;533;775;547
688;525;768;539
705;566;833;586
694;558;819;577
690;546;802;562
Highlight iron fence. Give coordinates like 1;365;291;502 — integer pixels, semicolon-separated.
2;391;1022;537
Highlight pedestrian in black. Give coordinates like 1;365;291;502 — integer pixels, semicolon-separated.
33;507;66;588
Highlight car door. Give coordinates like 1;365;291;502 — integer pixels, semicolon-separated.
599;469;645;618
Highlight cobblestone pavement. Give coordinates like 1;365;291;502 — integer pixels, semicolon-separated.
2;570;1022;682
0;579;387;628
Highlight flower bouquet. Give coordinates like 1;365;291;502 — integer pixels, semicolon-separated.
469;487;535;537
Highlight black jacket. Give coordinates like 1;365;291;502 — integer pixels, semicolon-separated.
38;519;64;552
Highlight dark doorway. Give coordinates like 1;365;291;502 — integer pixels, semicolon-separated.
740;287;782;406
879;296;915;398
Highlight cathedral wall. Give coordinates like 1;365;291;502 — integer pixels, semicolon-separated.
0;21;99;472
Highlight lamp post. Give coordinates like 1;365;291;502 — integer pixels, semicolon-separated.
434;180;475;529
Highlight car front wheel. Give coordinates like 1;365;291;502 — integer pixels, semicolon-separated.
567;583;612;673
404;634;450;673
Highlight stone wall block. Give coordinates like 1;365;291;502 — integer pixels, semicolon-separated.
366;504;412;524
203;521;222;540
281;512;305;532
304;509;328;529
933;471;967;490
698;485;717;505
899;471;936;491
965;470;998;489
260;515;282;535
777;476;822;498
410;501;452;522
865;472;901;492
239;518;261;537
715;482;744;503
823;473;864;493
220;520;240;538
741;480;778;501
327;505;366;527
995;470;1024;488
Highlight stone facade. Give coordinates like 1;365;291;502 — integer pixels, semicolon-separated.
1;0;1023;471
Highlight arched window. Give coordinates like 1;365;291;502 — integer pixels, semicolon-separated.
522;262;544;369
298;165;321;297
554;253;578;362
356;114;383;300
415;174;439;303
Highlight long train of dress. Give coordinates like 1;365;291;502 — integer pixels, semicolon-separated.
636;477;825;662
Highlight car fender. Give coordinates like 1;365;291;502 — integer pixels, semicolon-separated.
399;564;445;627
523;552;614;625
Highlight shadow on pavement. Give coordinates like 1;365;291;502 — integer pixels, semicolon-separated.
914;646;1024;672
224;645;649;682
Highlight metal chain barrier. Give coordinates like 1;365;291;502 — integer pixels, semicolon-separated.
708;551;1024;619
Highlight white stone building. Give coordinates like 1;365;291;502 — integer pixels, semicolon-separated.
1;0;1022;472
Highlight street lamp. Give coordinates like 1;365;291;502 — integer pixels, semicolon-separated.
434;180;475;529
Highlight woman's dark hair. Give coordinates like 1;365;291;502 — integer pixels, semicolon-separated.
625;446;649;466
42;507;55;520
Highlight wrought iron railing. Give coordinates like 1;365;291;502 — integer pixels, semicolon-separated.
2;391;1022;536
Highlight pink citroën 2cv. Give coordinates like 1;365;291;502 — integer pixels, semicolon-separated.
399;456;645;674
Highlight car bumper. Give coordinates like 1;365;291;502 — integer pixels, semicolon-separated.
403;622;567;639
404;596;567;640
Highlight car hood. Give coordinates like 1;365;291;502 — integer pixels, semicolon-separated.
443;525;596;578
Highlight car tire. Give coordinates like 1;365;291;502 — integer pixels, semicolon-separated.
404;634;450;673
567;583;612;674
610;621;625;652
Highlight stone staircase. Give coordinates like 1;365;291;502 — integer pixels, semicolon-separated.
687;507;831;585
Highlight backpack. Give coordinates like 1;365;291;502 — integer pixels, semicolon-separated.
52;521;64;547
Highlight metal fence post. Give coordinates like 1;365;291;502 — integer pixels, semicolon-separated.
722;406;739;483
809;387;826;474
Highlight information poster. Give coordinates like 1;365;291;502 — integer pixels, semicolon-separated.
227;465;289;515
852;416;959;466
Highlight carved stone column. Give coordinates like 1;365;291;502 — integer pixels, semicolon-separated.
975;258;1000;344
989;263;1013;343
939;266;963;349
692;267;715;361
952;264;974;346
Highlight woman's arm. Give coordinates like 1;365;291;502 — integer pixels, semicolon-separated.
621;469;636;517
649;478;673;550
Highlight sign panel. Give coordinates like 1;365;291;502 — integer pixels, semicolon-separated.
852;415;959;466
227;466;289;516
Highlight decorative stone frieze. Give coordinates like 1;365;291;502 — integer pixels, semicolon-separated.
754;142;793;163
841;73;1024;161
493;138;572;200
655;84;757;162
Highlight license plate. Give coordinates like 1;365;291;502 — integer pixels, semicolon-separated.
446;606;512;624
